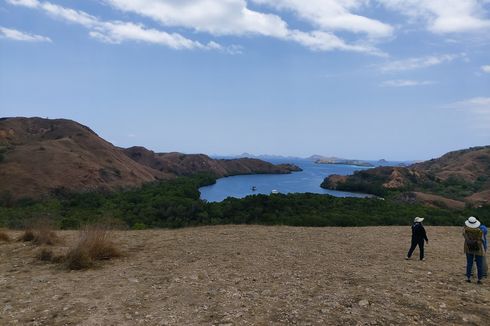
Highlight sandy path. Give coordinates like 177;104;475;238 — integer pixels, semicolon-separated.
0;225;489;325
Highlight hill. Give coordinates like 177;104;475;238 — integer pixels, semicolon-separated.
321;146;490;208
0;117;166;200
1;225;488;325
0;117;299;200
123;146;301;178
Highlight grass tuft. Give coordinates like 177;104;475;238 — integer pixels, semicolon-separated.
36;248;66;264
18;219;61;245
19;230;35;242
65;225;121;270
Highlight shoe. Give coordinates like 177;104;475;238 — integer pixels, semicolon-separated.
420;258;426;261
466;279;471;283
405;257;410;260
477;280;483;285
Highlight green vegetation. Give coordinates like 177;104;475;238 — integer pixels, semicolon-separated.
1;174;488;229
417;175;488;200
325;168;490;202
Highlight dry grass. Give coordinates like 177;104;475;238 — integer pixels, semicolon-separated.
18;230;35;242
65;225;121;270
0;230;10;242
36;248;65;263
19;228;60;245
18;219;60;245
36;248;54;262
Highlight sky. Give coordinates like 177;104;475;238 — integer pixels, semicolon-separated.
1;0;489;161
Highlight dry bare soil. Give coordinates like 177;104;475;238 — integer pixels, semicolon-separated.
1;226;489;326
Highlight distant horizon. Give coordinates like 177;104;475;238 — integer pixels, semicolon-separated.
1;114;487;162
1;1;489;161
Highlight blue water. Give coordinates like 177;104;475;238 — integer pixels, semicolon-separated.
199;158;387;202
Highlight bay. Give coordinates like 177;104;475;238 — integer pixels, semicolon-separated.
199;158;398;202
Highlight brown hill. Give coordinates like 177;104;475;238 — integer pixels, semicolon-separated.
0;117;300;200
0;117;166;199
123;146;301;178
322;146;490;208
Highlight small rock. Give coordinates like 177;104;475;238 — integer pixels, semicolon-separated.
359;299;369;307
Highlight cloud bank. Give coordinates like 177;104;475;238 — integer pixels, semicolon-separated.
7;0;223;50
6;0;490;53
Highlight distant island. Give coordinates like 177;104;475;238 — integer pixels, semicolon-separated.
312;156;374;167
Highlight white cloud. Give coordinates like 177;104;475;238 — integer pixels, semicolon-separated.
10;0;488;54
7;0;222;50
482;65;490;73
7;0;387;54
380;79;435;87
251;0;393;38
0;26;51;42
379;0;490;34
377;53;466;72
102;0;386;54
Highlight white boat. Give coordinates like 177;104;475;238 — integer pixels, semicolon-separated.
271;189;279;194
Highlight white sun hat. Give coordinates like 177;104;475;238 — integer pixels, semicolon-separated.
465;216;481;228
414;216;424;223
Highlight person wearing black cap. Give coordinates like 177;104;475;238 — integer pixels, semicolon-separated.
405;216;429;261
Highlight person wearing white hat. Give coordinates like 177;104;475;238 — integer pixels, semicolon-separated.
463;216;484;284
405;217;429;261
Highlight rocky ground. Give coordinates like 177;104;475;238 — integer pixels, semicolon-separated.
0;225;489;325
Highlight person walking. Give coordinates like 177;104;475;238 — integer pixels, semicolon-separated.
463;216;484;284
479;221;488;278
405;217;429;261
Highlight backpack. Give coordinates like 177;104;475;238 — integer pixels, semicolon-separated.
466;239;480;252
465;228;482;252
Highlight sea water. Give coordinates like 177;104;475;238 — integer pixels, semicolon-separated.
199;158;397;202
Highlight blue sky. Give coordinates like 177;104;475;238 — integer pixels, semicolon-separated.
1;0;489;160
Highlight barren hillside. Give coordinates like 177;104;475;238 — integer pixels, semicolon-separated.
0;225;488;325
322;146;490;208
0;117;300;200
0;117;167;199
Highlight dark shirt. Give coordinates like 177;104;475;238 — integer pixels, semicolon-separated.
412;223;428;242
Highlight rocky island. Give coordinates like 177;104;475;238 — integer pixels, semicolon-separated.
314;157;374;167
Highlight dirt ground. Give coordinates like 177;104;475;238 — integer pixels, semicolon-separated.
0;225;489;326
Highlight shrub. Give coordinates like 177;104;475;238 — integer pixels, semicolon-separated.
65;247;93;270
132;222;146;230
19;228;59;245
32;229;59;245
0;230;10;242
64;225;121;270
18;218;60;245
19;229;35;242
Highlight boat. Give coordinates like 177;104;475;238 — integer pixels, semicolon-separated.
271;189;279;194
251;186;257;191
